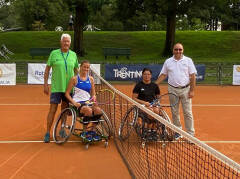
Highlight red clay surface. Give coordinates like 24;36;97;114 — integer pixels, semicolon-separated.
0;85;130;179
0;84;240;178
115;84;240;164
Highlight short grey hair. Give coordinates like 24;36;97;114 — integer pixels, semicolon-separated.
61;33;71;42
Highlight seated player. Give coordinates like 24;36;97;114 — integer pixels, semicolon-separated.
132;68;162;140
65;60;102;142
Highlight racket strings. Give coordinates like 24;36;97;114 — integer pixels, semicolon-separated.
158;93;179;107
96;89;115;104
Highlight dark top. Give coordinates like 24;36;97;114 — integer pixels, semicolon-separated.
133;81;160;103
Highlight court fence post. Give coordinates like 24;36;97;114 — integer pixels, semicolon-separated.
217;63;223;85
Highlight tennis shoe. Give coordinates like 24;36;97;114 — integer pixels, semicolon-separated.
174;133;182;140
93;134;101;141
80;132;87;138
59;129;67;138
87;131;101;141
44;132;50;143
86;131;96;135
85;135;93;142
141;128;148;139
80;132;93;142
151;130;159;141
145;129;154;141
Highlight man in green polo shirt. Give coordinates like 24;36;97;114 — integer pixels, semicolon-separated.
43;33;79;143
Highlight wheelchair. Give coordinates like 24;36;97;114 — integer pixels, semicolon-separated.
118;105;173;148
53;104;112;149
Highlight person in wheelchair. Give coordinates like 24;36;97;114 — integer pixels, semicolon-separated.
65;60;103;142
132;68;162;141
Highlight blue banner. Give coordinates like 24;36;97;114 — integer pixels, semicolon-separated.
105;64;205;82
195;64;205;81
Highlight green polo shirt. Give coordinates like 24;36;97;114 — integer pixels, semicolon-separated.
47;49;78;92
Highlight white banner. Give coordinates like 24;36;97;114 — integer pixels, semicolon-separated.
28;63;52;84
233;65;240;85
90;64;101;84
28;63;101;84
0;63;16;85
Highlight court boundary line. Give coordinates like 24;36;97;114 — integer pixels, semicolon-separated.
0;140;82;143
0;140;240;144
1;103;240;107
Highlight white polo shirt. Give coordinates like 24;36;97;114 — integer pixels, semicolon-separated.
159;55;197;87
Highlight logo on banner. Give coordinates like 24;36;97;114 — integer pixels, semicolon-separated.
105;64;205;81
0;68;2;77
236;66;240;72
113;67;142;79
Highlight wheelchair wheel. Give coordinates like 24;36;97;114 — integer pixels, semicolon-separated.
158;109;173;141
53;107;76;144
118;106;138;141
134;113;147;140
95;110;112;140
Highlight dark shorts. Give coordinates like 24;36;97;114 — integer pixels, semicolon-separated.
50;92;72;104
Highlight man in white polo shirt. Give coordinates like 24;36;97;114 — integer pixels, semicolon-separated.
156;43;197;140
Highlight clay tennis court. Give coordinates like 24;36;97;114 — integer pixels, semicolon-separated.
0;84;239;178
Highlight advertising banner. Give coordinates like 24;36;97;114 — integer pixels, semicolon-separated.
28;63;52;84
0;63;16;85
90;64;101;84
196;64;205;81
233;65;240;85
105;64;205;82
28;63;101;84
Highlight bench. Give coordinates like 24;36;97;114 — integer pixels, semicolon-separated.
0;44;14;60
103;47;131;59
29;47;58;58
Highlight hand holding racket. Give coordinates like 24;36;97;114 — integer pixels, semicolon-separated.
151;93;179;107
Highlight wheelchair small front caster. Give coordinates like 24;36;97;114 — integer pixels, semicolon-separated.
104;141;108;148
85;143;89;150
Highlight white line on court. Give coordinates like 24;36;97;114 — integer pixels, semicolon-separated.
0;140;240;144
203;141;240;143
0;104;49;106
0;141;82;143
193;104;240;107
0;103;240;107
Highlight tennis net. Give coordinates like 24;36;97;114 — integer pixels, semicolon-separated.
90;67;240;179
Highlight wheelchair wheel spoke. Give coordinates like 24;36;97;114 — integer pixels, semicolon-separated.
119;106;138;141
53;108;76;144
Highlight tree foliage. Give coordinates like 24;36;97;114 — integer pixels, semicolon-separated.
13;0;69;30
1;0;240;57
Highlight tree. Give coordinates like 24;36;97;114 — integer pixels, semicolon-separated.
145;0;230;56
13;0;69;30
73;0;88;56
116;0;145;30
67;0;114;56
163;0;177;56
66;0;89;56
221;0;240;30
0;0;18;28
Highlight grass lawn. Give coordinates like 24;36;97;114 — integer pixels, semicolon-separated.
1;30;239;84
1;31;240;64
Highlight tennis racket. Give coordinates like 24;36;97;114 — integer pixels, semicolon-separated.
89;89;115;105
151;93;179;107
